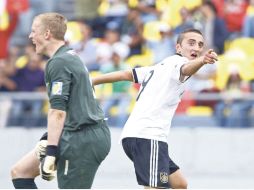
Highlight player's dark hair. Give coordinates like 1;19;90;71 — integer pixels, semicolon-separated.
176;28;203;44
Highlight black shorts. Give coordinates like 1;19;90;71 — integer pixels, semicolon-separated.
122;137;179;188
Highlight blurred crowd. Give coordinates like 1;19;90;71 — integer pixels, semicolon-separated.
1;0;254;127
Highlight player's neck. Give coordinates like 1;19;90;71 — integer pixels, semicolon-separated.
46;40;65;58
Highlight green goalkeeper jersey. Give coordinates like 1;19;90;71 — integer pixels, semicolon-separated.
45;45;104;131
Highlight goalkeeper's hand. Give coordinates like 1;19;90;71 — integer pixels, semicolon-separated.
40;145;57;181
35;140;47;161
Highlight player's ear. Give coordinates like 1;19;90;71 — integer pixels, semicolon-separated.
175;43;181;54
44;29;51;40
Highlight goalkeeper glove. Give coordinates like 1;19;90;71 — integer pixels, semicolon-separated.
40;145;57;181
35;140;47;161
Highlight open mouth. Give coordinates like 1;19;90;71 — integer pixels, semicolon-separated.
191;53;197;58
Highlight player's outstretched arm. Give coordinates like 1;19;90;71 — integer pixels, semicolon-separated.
181;49;218;77
92;70;133;86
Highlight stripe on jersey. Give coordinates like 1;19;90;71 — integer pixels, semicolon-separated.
149;140;159;187
132;69;138;83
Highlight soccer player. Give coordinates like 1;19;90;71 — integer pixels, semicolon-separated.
93;28;218;189
11;12;111;189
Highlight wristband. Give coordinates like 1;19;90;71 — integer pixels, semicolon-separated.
46;145;58;157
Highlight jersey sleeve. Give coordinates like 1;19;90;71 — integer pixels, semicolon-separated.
47;57;72;111
132;66;155;84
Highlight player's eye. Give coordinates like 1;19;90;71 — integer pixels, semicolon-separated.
198;42;204;48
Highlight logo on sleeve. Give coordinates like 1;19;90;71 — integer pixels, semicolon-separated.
51;82;63;95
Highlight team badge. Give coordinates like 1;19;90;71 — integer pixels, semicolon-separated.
51;82;63;95
160;172;168;183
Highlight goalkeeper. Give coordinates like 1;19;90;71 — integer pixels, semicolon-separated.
10;12;111;189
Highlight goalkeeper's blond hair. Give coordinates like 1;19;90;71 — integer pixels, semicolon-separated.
34;12;67;41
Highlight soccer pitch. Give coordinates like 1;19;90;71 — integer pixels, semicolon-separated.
1;127;254;189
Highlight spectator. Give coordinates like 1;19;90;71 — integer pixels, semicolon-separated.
242;0;254;37
0;65;14;127
74;0;100;22
223;0;248;39
96;28;124;67
0;45;18;92
173;7;195;36
100;42;131;127
214;65;252;127
0;64;16;92
10;0;56;47
121;7;144;56
82;0;128;38
8;51;46;127
146;23;175;63
211;0;225;18
136;0;161;23
200;1;229;54
73;0;103;37
103;0;128;29
70;22;99;71
0;46;17;127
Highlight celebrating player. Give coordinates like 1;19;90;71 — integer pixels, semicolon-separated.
93;28;218;189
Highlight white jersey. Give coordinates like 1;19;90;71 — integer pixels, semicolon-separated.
120;54;189;142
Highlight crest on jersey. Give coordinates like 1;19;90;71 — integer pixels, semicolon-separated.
160;172;168;183
51;82;63;95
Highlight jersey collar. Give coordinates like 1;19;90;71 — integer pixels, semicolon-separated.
52;45;71;58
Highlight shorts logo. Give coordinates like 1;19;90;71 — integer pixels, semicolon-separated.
160;172;168;183
51;82;63;95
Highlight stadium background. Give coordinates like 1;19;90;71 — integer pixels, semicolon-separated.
1;0;254;188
